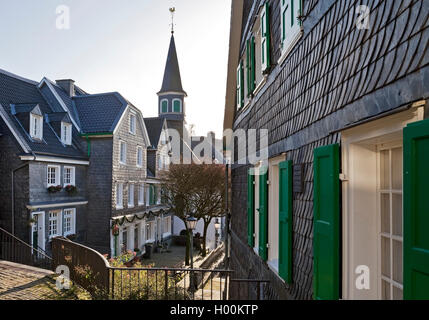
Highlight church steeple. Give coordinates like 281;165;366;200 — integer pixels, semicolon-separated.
158;8;186;127
158;34;187;96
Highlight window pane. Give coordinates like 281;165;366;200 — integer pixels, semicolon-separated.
391;147;402;190
392;194;403;237
173;100;181;113
392;286;403;300
381;193;390;234
392;239;403;284
381;236;391;278
380;150;390;189
382;280;391;300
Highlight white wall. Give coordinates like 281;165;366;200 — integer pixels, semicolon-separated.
173;216;224;250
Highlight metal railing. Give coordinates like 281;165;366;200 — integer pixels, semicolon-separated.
109;267;232;300
0;227;53;270
51;237;233;300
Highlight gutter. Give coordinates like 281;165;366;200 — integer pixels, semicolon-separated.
12;152;36;235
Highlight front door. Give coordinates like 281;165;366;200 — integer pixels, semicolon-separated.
31;212;45;252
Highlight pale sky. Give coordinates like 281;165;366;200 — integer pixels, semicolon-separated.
0;0;231;137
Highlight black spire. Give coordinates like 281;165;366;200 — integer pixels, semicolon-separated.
158;34;187;96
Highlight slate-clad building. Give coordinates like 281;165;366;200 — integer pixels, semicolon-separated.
224;0;428;300
0;69;173;257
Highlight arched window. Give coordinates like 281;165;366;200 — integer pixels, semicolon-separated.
173;99;182;113
161;99;168;113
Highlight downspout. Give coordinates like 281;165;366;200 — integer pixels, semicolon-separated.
85;135;91;157
11;152;36;235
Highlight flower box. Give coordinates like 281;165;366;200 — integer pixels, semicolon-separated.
47;185;62;193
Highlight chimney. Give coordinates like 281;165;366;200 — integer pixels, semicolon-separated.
56;79;75;97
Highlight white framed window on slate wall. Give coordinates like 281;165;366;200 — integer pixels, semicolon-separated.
116;183;124;209
61;122;72;145
29;113;43;140
63;208;76;236
63;166;75;186
138;184;144;206
137;146;143;167
129;113;136;135
120;141;127;164
47;165;61;187
48;210;62;239
128;184;135;208
279;0;303;64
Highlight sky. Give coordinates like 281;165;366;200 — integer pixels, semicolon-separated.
0;0;231;137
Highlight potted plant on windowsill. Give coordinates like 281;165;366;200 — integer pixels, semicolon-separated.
47;185;63;193
66;234;76;241
65;185;78;195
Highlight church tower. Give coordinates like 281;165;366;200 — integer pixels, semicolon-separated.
157;11;187;138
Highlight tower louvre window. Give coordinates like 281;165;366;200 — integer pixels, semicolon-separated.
173;99;181;113
161;100;168;113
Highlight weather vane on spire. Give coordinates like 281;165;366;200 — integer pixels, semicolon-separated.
169;7;176;34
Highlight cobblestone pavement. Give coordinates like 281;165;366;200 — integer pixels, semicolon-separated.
0;260;88;300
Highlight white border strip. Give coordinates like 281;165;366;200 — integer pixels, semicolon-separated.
27;201;88;210
20;155;90;165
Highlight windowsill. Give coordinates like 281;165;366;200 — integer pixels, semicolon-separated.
116;206;124;210
137;165;142;168
253;247;259;255
253;77;267;97
64;232;75;237
119;162;127;166
145;239;155;244
278;29;303;67
162;232;172;238
138;202;144;206
128;205;134;209
267;259;279;274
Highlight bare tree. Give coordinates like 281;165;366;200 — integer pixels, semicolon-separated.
161;164;225;263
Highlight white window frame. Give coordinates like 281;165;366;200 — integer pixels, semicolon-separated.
137;146;143;168
267;156;285;274
116;183;124;209
138;184;144;206
47;165;61;187
129;113;136;135
61;122;72;145
30;113;43;140
120;141;127;165
172;99;182;113
128;184;135;208
279;0;303;65
63;166;75;187
48;210;62;239
146;221;155;243
63;208;76;236
163;216;172;237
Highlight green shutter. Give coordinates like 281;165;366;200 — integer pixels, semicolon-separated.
246;39;251;97
247;170;255;247
258;166;268;260
261;2;271;73
149;185;154;205
404;119;429;300
279;161;293;283
236;62;244;109
313;144;340;300
250;36;256;92
298;0;303;26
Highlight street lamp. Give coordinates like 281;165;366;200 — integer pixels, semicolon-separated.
186;214;198;293
214;218;221;247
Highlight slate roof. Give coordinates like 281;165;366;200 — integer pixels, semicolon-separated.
158;35;187;95
73;92;128;134
144;117;165;148
0;69;87;159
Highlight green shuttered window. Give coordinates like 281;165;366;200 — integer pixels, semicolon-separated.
259;167;268;261
279;161;293;283
313;144;340;300
261;2;271;73
246;38;256;96
247;170;255;247
161;100;168;113
236;62;244;109
403;119;429;300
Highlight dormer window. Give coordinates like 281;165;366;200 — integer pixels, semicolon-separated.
61;122;72;145
30;114;43;140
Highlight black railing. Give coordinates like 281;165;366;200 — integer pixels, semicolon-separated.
109;267;232;300
0;227;53;270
